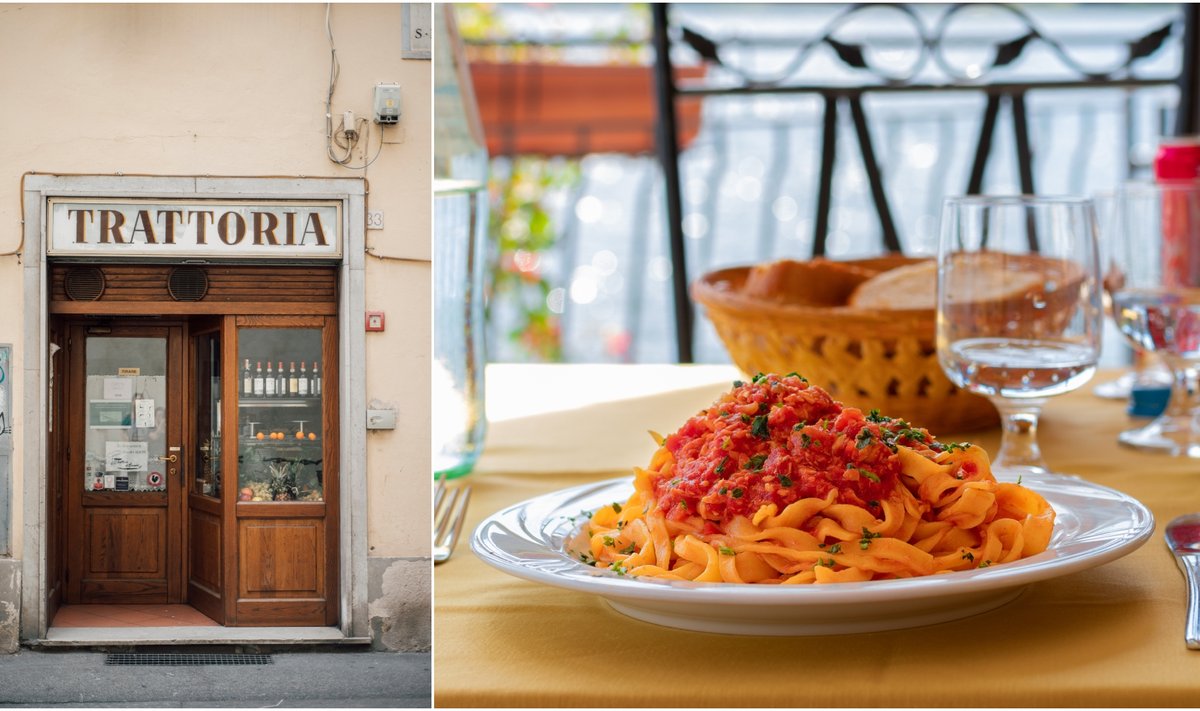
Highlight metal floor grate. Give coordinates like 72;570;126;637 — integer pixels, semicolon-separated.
105;653;274;666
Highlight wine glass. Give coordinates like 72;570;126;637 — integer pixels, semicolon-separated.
1092;189;1171;400
937;195;1103;478
1108;182;1200;456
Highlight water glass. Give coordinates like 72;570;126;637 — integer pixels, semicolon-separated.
433;179;488;479
937;196;1103;477
1109;182;1200;456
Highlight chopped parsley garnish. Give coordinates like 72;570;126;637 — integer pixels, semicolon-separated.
779;475;793;487
718;486;728;495
866;408;888;423
799;433;812;448
1017;475;1023;486
752;372;768;384
845;464;880;483
616;520;625;530
718;545;736;556
942;441;972;453
962;551;974;562
740;414;751;424
731;488;744;499
611;502;622;514
978;560;992;568
828;543;842;554
751;415;771;440
816;558;835;568
855;429;873;450
678;501;688;510
744;454;767;471
722;437;732;450
719;410;729;417
579;552;596;566
859;527;882;550
610;560;627;576
620;542;637;555
868;500;879;507
715;455;730;475
733;380;744;388
602;536;615;547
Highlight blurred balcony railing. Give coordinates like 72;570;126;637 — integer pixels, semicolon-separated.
459;3;1189;365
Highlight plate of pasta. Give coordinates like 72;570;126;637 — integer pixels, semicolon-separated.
472;374;1154;635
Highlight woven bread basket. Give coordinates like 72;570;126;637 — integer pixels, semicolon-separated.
693;256;1000;433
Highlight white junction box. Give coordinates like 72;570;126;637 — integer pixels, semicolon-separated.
367;408;396;430
374;84;401;124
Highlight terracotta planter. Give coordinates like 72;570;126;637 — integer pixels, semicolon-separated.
469;62;706;157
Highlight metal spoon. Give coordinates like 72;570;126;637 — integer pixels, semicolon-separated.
1164;513;1200;650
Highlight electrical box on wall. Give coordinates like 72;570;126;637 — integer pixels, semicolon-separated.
374;84;401;124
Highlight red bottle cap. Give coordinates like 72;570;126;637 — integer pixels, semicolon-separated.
1155;136;1200;181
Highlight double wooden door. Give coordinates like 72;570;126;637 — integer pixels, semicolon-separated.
62;317;338;626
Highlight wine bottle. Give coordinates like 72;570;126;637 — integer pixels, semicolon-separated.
242;359;252;396
288;362;298;396
312;361;321;396
253;361;265;397
276;361;286;398
265;362;276;396
299;362;309;396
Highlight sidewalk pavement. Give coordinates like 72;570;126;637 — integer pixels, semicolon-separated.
0;648;431;708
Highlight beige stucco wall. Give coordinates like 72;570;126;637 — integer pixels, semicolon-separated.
0;4;430;562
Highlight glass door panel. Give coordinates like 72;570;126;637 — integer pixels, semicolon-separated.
84;337;168;493
236;328;324;502
193;332;222;499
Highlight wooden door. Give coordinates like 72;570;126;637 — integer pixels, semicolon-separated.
227;315;338;625
65;323;184;603
186;317;225;622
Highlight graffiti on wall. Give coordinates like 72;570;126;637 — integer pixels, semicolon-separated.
0;345;9;442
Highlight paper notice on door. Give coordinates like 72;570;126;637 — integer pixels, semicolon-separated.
106;441;149;472
134;399;155;428
103;377;134;401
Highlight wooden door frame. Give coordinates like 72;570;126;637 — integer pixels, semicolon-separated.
62;319;187;604
20;174;369;642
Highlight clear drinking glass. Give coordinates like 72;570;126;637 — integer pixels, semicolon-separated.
1108;182;1200;456
937;196;1103;478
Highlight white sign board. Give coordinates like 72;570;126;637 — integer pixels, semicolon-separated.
48;198;342;259
106;441;149;473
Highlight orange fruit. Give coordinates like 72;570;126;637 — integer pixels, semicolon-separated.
256;432;264;440
295;431;304;440
308;432;317;440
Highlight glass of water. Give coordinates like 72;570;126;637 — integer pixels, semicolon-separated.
1108;182;1200;456
937;196;1103;478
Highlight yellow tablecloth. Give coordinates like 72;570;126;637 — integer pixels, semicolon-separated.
435;364;1199;707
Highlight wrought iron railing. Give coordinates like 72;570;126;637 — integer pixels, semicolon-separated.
654;2;1196;362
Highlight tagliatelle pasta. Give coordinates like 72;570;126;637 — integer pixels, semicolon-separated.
583;373;1054;584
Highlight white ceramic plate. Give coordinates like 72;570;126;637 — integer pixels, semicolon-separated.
471;475;1155;635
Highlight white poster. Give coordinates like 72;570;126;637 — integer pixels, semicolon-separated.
135;399;155;428
106;441;149;472
103;377;134;401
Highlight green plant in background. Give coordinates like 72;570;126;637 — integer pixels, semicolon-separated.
486;156;581;362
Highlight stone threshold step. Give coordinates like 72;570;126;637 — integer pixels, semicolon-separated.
34;626;370;647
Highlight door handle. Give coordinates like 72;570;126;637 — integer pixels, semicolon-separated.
157;454;178;463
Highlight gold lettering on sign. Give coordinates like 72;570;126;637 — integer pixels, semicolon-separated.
131;210;158;244
99;210;127;243
68;209;94;243
216;212;246;245
252;212;280;245
301;212;329;246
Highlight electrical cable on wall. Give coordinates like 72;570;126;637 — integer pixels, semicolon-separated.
325;4;387;171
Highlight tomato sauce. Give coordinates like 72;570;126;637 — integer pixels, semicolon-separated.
656;374;925;524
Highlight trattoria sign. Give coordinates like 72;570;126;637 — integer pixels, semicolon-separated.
48;198;342;259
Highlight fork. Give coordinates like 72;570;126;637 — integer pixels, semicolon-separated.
434;473;473;564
